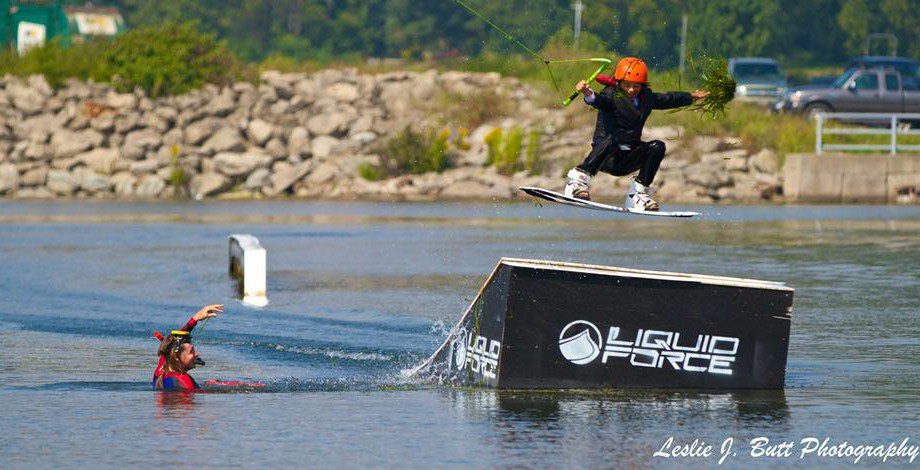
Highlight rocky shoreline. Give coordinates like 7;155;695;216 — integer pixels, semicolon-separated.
0;69;783;203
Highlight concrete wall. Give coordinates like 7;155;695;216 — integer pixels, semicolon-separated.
784;153;920;203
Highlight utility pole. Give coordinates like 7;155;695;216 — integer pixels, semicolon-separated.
679;14;688;77
573;0;584;49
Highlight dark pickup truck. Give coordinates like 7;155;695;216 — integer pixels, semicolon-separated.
775;67;920;118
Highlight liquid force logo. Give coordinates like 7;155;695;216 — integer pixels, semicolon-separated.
451;328;501;379
558;321;603;365
558;320;740;375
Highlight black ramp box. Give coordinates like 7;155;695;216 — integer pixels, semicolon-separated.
411;258;794;389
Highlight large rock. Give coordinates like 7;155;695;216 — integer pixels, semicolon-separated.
122;129;162;160
245;168;270;190
209;88;237;117
7;83;44;115
134;174;167;198
350;131;377;145
112;172;137;197
306;161;339;185
307;109;355;136
261;71;295;99
202;127;246;154
750;148;780;174
78;148;120;174
90;115;115;133
349;114;374;135
294;79;317;102
51;156;81;170
28;75;54;98
105;92;137;110
267;160;314;196
184;117;224;145
17;113;55;143
326;82;359;102
264;138;288;160
139;112;170;133
256;84;279;106
246;119;274;146
288;127;310;157
311;135;341;159
643;125;684;142
47;169;79;195
0;163;18;194
155;107;179;126
74;167;112;193
51;129;105;159
213;150;272;177
684;164;733;189
162;128;184;147
190;172;231;199
693;135;722;154
12;187;54;199
129;158;160;175
113;112;141;134
20;166;48;187
24;142;51;161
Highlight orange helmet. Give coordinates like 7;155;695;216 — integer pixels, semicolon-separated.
613;57;648;84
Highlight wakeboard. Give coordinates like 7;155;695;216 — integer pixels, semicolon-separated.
520;186;699;218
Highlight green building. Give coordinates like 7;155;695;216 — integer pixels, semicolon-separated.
1;0;126;54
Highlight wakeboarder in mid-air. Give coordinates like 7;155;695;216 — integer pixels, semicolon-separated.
563;57;709;211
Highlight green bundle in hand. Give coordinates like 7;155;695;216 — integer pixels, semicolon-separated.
689;56;736;118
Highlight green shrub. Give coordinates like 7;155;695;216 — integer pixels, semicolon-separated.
94;23;253;97
358;162;385;181
486;127;524;176
0;23;253;97
378;127;453;176
167;145;188;187
484;127;504;166
455;127;471;151
427;128;451;174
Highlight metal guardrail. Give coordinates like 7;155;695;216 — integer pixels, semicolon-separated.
814;113;920;155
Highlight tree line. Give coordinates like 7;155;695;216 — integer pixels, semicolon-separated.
108;0;919;67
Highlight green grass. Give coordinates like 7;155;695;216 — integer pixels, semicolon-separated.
484;127;527;176
357;162;385;181
376;127;453;176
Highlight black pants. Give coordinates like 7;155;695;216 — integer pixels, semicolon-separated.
576;139;666;187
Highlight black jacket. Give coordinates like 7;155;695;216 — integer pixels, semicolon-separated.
587;85;693;145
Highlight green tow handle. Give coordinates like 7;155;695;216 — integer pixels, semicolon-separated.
562;58;613;106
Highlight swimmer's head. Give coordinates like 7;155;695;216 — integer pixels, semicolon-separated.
158;331;204;372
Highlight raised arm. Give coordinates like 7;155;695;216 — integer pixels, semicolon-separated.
651;89;709;110
650;91;693;110
181;304;224;332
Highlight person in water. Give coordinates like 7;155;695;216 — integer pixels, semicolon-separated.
564;57;709;211
153;304;223;391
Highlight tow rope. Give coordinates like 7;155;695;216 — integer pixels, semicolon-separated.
452;0;611;106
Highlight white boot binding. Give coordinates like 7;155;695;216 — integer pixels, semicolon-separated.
564;168;592;200
625;179;660;211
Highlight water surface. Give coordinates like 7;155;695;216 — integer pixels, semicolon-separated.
1;201;918;468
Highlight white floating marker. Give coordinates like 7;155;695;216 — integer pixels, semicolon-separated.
229;234;268;307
